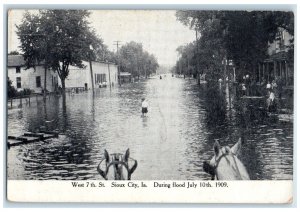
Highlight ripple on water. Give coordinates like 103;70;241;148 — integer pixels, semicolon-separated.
7;77;293;180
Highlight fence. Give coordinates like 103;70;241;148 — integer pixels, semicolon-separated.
7;93;59;109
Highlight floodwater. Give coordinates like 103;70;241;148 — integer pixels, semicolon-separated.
7;75;293;180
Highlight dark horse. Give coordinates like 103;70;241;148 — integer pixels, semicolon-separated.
97;149;138;180
203;139;250;180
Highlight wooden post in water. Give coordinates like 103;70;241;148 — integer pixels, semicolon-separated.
258;63;261;83
108;62;111;89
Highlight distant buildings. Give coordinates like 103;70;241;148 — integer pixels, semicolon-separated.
7;55;118;93
66;61;118;90
119;72;132;83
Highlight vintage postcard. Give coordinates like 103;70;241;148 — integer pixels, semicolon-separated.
6;8;294;203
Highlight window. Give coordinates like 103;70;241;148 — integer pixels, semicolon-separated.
276;30;285;50
95;74;106;84
16;77;21;88
36;76;41;88
16;67;21;73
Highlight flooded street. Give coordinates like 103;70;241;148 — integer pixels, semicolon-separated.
7;75;293;180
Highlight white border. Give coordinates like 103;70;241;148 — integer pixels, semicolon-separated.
1;0;299;209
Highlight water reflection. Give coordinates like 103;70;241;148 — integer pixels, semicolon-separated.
7;75;293;180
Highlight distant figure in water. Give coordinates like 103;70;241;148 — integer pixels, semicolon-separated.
160;76;162;80
141;98;149;117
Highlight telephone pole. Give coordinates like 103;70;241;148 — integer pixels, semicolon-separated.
113;41;122;85
196;29;200;85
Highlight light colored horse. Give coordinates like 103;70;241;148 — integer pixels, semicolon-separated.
97;148;138;180
203;139;250;180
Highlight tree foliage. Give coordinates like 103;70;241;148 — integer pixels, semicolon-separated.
16;10;105;90
118;41;159;78
175;10;294;81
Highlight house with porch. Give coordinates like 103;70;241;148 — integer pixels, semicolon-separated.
257;28;294;86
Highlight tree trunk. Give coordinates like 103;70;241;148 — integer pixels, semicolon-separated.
61;77;66;93
43;66;47;101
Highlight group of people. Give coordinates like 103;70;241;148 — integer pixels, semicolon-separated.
240;74;284;113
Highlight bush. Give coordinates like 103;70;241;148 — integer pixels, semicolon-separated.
17;88;33;97
7;78;17;98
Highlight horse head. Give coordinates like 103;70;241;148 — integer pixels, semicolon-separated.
97;148;138;180
203;139;250;180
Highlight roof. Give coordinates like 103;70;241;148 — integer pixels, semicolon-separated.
96;60;117;65
120;72;131;76
7;55;25;67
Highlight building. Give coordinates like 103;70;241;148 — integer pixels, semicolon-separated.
119;72;132;83
257;28;294;85
7;55;118;93
7;55;59;93
64;61;118;90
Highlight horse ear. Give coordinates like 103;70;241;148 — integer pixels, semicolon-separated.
124;148;130;162
231;138;242;155
104;149;110;162
213;141;221;156
225;146;231;154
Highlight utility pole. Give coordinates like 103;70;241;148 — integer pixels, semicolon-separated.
107;62;111;89
89;45;95;95
113;41;121;85
196;29;200;85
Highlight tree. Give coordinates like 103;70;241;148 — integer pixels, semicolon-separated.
176;11;294;82
119;41;159;79
17;10;104;93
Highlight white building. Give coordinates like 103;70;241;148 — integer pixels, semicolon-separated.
7;55;59;93
65;61;118;90
7;55;118;93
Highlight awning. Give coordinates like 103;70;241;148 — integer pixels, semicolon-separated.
120;72;131;76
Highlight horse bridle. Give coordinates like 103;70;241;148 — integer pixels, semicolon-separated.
205;149;242;180
97;154;138;180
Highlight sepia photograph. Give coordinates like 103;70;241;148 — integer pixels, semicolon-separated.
5;7;295;203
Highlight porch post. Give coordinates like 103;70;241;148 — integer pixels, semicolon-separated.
267;62;269;82
262;63;265;81
273;61;276;80
285;61;288;86
279;61;282;78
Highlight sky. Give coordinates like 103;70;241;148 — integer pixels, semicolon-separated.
8;10;196;67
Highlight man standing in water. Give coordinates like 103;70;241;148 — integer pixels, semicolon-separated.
141;98;149;117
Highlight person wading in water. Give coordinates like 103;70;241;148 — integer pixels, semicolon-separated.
141;98;149;117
